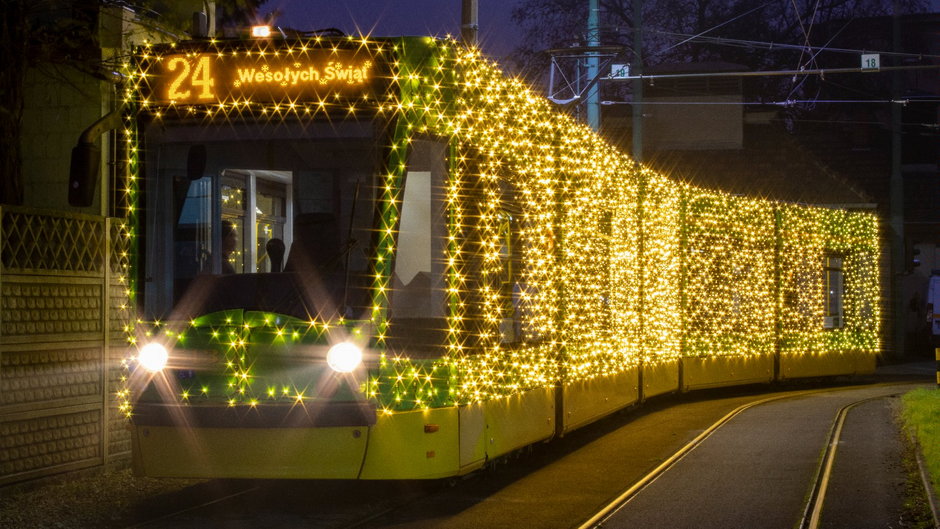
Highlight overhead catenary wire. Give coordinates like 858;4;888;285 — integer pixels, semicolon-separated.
784;13;856;103
599;99;940;106
541;3;937;118
651;1;775;58
643;28;940;61
603;62;940;82
580;14;938;105
789;0;822;75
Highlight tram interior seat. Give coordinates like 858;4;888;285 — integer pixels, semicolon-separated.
177;213;346;320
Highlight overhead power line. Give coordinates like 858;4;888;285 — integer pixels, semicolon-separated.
603;63;940;82
646;29;940;61
599;98;940;106
652;1;774;58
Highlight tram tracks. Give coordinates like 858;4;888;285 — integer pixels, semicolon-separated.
579;383;931;529
798;395;892;529
577;391;813;529
125;482;260;528
123;477;441;529
120;383;933;529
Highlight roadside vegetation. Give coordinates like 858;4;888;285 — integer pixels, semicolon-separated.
902;388;940;502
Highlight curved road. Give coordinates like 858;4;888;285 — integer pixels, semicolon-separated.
592;384;917;529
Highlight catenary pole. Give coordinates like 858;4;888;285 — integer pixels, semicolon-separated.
890;0;904;360
462;0;479;46
632;0;643;163
587;0;600;130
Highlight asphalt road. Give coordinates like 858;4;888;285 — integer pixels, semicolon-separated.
595;385;917;529
353;382;935;529
821;397;908;529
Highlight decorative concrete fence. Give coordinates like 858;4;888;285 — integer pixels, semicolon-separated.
0;206;130;485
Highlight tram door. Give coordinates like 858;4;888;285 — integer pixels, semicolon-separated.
219;170;293;274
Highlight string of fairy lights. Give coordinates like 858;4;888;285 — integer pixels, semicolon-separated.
116;35;880;417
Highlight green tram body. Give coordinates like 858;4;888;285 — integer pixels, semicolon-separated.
122;35;880;479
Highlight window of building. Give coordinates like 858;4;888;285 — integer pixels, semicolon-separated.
219;169;292;274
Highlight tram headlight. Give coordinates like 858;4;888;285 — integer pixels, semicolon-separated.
326;342;362;373
251;25;272;38
138;343;169;373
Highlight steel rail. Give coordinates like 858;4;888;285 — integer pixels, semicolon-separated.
579;383;925;529
124;482;260;528
798;394;898;529
576;389;818;529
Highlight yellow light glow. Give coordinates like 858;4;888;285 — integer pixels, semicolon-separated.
120;35;880;416
251;25;272;38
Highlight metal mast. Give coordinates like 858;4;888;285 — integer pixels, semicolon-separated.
586;0;600;130
632;0;643;162
462;0;479;45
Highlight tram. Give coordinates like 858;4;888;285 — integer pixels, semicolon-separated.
108;31;880;479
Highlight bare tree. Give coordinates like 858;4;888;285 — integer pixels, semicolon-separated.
0;0;30;204
510;0;928;96
0;0;270;206
0;0;116;205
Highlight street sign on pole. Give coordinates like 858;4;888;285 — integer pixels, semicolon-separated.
861;53;880;71
610;64;629;79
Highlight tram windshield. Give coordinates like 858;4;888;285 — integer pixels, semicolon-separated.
142;119;379;322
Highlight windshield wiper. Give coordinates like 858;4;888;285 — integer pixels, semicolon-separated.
342;181;361;317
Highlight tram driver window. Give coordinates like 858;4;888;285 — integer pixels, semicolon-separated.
495;179;544;346
142;120;378;321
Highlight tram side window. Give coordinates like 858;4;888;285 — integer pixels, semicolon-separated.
599;209;613;330
824;255;844;329
496;178;542;345
497;208;521;344
387;139;448;353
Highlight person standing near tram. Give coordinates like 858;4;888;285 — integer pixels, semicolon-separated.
925;271;940;345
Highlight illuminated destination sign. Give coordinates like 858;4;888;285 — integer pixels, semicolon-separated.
148;48;379;106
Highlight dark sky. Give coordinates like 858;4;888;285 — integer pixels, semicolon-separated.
269;0;524;60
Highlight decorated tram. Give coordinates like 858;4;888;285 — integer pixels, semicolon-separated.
111;31;880;479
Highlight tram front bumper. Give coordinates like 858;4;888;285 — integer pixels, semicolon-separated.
131;402;375;479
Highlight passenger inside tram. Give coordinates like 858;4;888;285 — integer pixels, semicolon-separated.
143;120;378;323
